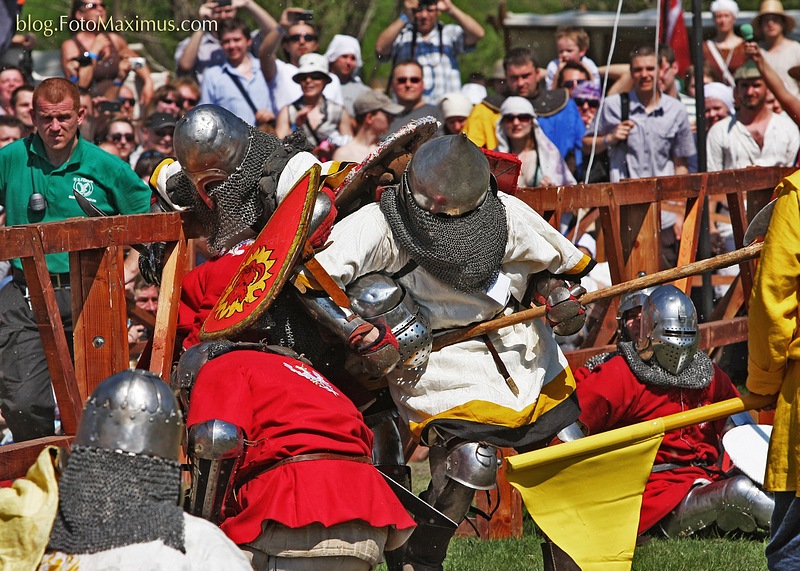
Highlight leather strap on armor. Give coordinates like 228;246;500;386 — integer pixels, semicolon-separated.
235;453;373;490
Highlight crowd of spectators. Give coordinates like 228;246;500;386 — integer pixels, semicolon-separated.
0;0;797;438
0;1;797;568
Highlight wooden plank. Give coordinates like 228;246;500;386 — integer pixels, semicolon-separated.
673;176;706;293
0;436;72;481
0;212;204;261
565;316;750;370
515;166;792;212
624;203;660;278
150;236;189;382
21;229;82;437
71;247;129;400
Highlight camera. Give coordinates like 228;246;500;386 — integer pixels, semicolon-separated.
73;53;93;67
128;57;146;70
418;0;437;6
98;100;122;114
216;0;232;7
290;10;314;22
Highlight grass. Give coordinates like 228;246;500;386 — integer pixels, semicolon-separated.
377;517;770;571
377;461;770;571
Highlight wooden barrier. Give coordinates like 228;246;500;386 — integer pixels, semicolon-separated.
0;212;202;480
0;166;793;540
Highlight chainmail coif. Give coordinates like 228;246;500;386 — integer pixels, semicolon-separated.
379;178;508;294
48;446;185;554
170;126;281;255
618;340;714;389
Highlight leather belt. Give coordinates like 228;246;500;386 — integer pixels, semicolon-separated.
235;452;373;489
12;268;71;289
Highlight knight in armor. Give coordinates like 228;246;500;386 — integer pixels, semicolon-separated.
304;133;595;570
575;285;774;538
160;104;399;384
161;104;415;569
38;369;252;569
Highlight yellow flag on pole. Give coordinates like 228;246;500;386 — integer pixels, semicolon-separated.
505;395;773;571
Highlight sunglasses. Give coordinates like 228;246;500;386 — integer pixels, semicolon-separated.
109;132;135;142
81;2;105;9
159;96;183;106
139;150;165;160
118;97;135;106
135;296;159;303
502;114;533;123
297;73;327;83
154;127;174;137
574;98;600;109
287;33;318;43
183;97;199;106
562;79;588;88
395;76;422;85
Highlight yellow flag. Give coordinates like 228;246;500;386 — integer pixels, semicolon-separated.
508;430;663;570
506;395;773;571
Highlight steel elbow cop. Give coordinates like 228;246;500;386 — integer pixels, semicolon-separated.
347;273;432;369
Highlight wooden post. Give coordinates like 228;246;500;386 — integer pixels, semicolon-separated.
456;448;523;540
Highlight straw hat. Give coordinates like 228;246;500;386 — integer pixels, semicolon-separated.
752;0;795;35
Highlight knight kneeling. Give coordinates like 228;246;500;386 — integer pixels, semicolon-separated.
575;285;774;538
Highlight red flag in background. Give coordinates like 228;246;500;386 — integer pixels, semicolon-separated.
661;0;691;75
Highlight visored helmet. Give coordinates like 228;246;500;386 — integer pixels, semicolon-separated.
407;134;491;216
616;275;658;342
174;105;251;209
636;285;699;375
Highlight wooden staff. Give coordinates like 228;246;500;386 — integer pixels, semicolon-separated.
433;241;763;351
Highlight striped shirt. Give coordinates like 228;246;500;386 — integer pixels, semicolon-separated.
384;23;473;104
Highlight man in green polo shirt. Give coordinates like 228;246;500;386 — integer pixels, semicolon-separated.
0;77;150;442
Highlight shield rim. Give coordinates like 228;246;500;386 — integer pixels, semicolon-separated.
199;164;320;340
333;116;439;209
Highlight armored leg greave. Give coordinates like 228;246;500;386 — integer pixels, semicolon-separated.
660;475;774;537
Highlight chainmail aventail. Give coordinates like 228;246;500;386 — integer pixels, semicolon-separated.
379;180;507;294
48;446;185;554
619;341;714;389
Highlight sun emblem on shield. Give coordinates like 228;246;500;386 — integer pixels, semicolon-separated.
214;246;276;319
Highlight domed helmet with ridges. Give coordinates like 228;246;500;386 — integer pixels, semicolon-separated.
616;274;658;342
75;369;183;460
636;285;699;375
407;133;491;216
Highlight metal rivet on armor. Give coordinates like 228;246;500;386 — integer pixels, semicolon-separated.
92;336;105;348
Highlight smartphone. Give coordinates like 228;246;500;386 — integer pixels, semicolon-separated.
128;57;146;70
291;10;313;22
99;100;122;113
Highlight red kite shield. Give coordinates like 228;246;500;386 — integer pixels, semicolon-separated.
200;164;320;340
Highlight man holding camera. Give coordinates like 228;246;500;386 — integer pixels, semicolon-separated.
175;0;275;84
0;78;150;443
258;8;344;114
375;0;484;104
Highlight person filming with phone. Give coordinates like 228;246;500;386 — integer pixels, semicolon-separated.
60;0;154;106
175;0;276;84
375;0;485;104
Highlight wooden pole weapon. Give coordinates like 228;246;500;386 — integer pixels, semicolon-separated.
433;241;763;351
